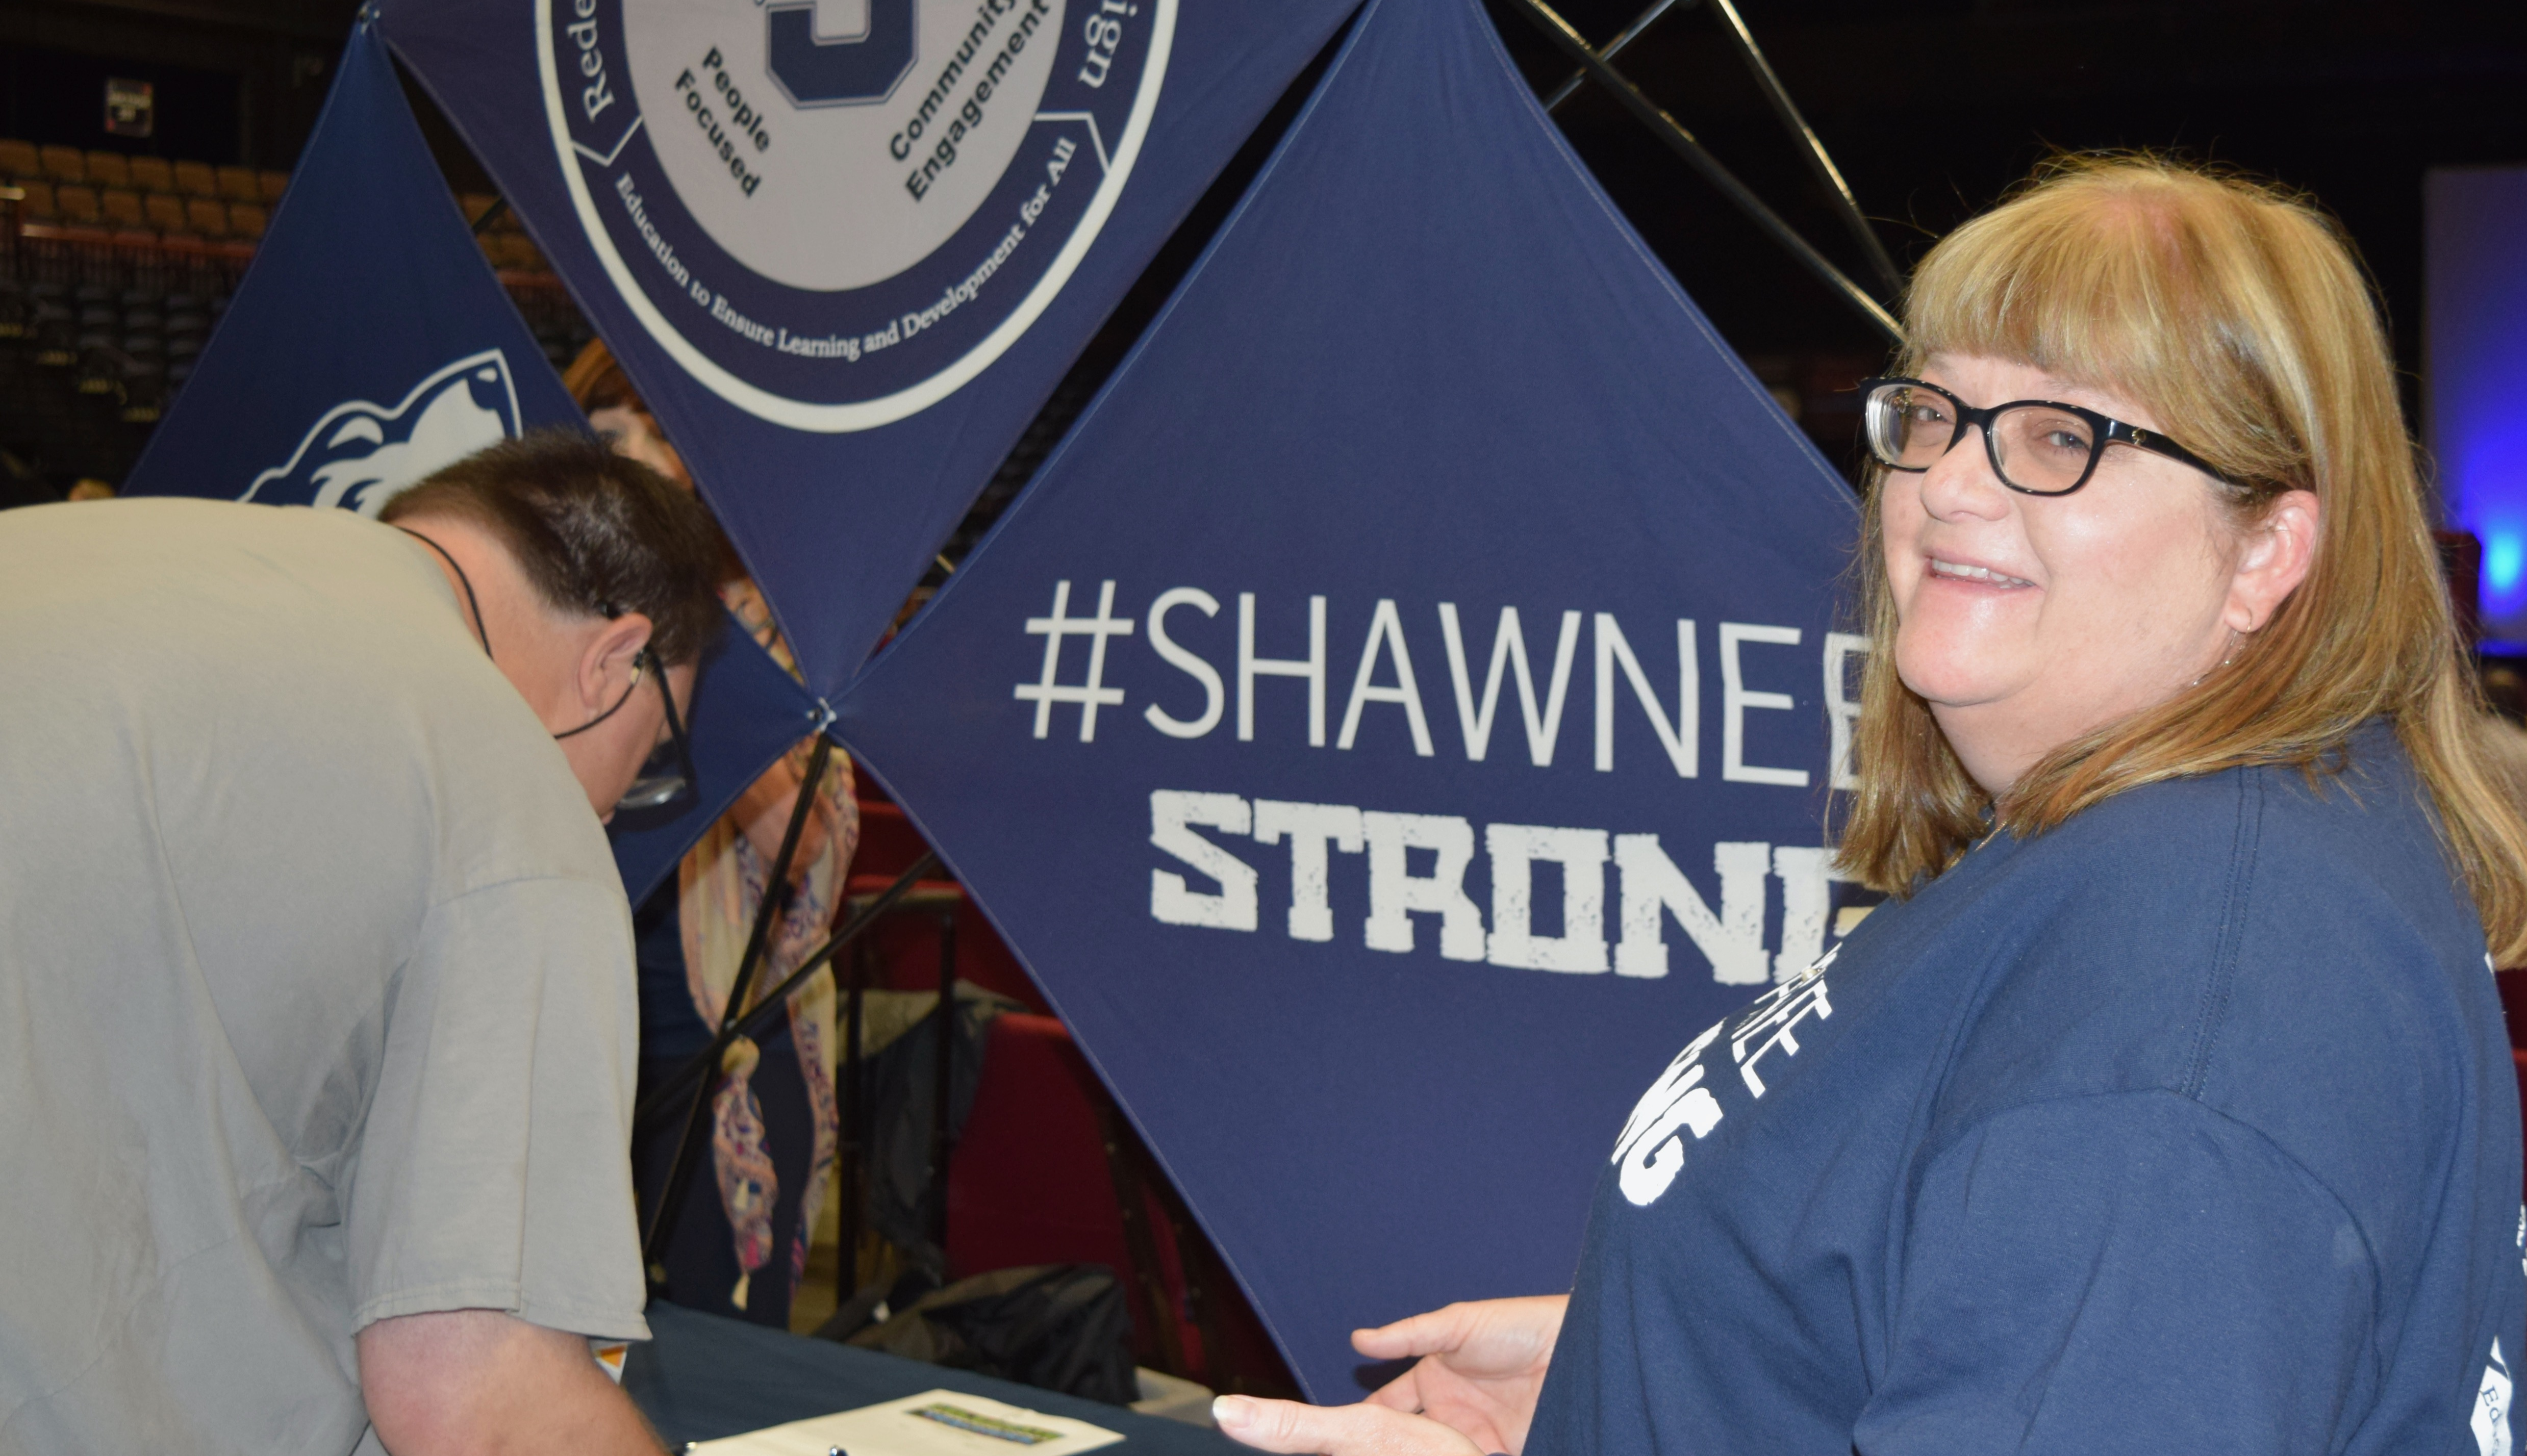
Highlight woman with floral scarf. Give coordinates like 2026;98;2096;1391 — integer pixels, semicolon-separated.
567;341;861;1328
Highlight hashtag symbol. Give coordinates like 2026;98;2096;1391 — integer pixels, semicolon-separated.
1013;579;1136;742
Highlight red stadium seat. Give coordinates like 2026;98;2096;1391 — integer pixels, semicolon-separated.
183;197;230;238
143;193;189;234
847;788;1049;1012
171;160;217;199
54;185;100;225
948;1015;1148;1290
2514;1048;2527;1199
854;799;930;881
945;1012;1298;1396
98;188;144;227
2495;971;2526;1196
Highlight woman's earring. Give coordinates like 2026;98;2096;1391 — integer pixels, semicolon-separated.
2189;632;2243;690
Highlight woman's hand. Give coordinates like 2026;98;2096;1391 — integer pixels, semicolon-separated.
1356;1296;1565;1453
1212;1395;1481;1456
1214;1295;1567;1456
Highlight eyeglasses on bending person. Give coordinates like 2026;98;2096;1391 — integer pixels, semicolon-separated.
553;644;696;813
1859;375;2241;497
395;523;698;813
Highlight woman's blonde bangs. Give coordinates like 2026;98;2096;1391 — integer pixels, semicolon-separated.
1835;154;2527;963
1903;182;2181;410
1898;158;2330;498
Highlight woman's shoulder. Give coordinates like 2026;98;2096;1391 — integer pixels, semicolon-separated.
1962;722;2476;1014
1920;722;2491;1191
2010;721;2448;912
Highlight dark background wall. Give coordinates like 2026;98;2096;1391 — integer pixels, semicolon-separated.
1479;0;2527;468
0;0;349;167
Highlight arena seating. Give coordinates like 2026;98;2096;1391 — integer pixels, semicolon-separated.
0;139;589;493
3;139;561;272
2;142;282;247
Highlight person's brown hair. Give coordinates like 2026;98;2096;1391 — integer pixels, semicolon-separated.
561;338;642;413
381;430;725;666
555;338;750;583
1836;154;2527;962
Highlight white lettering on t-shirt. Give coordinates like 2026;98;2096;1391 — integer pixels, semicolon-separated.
1733;974;1833;1098
1611;1019;1728;1208
1614;1066;1723;1206
1608;943;1844;1207
2473;1338;2512;1456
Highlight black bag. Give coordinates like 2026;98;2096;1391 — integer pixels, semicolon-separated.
846;1263;1140;1406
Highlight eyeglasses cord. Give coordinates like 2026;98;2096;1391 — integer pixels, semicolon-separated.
396;525;492;660
398;523;645;743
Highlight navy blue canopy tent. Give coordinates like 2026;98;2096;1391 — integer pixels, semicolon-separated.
128;0;1875;1399
830;0;1864;1394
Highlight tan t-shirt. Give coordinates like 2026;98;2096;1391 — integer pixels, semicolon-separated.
0;499;647;1454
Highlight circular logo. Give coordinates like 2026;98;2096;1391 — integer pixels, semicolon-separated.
539;0;1173;431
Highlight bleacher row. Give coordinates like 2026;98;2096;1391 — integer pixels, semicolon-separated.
2;141;277;244
454;194;551;277
6;276;223;392
0;141;551;271
0;141;588;490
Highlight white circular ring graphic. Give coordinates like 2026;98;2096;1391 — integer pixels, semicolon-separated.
535;0;1175;432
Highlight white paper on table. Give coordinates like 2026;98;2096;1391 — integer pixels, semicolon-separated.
689;1388;1127;1456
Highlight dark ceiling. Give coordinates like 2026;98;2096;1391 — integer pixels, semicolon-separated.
0;0;355;166
1481;0;2527;396
8;0;2524;429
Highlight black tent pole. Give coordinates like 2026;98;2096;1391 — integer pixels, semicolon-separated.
1701;0;1905;296
838;939;867;1300
1540;0;1692;113
633;849;945;1134
1507;0;1905;346
641;733;833;1279
927;904;958;1255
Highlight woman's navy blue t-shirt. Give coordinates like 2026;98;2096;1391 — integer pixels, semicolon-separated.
1531;725;2526;1455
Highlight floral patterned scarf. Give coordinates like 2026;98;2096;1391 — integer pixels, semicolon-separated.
677;579;858;1311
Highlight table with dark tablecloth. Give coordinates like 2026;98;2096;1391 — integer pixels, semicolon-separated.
625;1301;1247;1454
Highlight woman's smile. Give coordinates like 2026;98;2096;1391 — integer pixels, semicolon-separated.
1923;555;2038;589
1880;352;2252;790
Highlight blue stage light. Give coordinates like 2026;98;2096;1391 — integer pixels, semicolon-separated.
2428;166;2527;636
2487;529;2525;604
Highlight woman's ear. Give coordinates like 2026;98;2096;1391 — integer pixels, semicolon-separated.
2224;491;2321;634
576;611;654;715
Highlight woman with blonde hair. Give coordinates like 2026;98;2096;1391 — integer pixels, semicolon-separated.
1218;156;2527;1455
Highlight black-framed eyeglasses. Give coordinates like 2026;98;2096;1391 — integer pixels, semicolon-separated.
617;648;695;812
553;645;696;813
394;530;699;816
1859;376;2240;497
